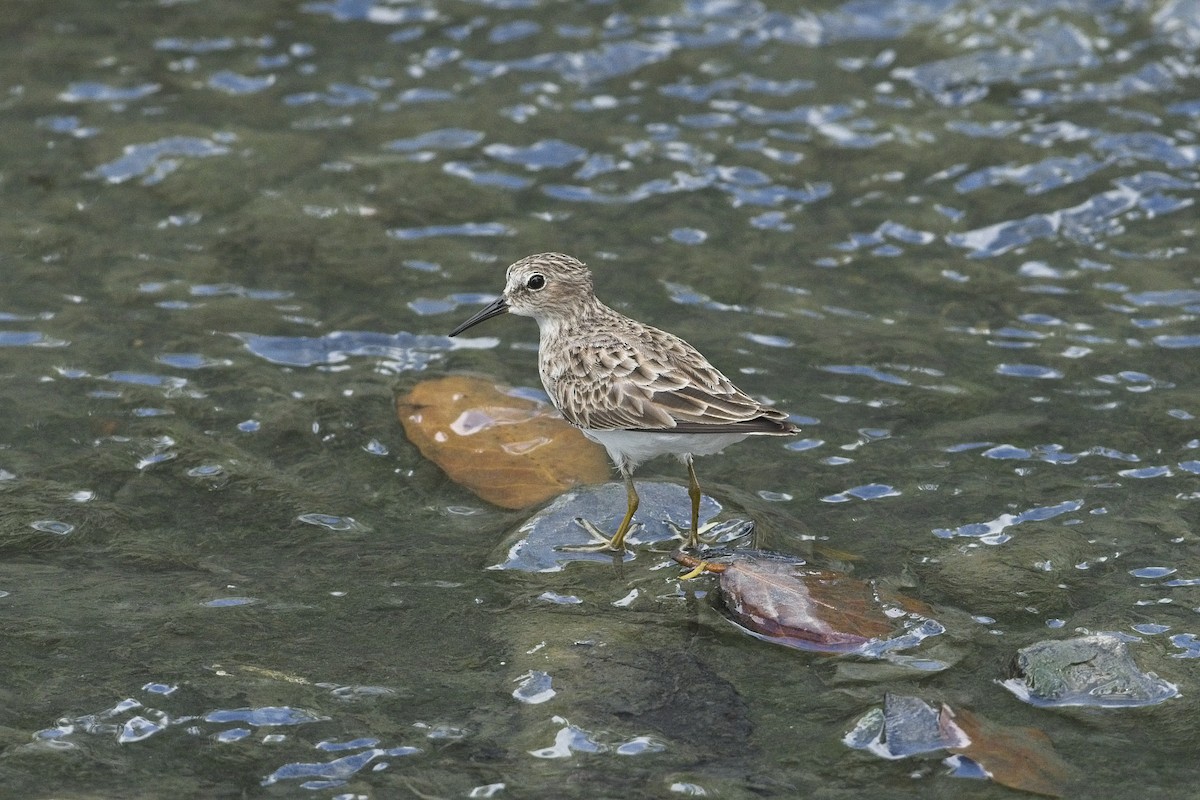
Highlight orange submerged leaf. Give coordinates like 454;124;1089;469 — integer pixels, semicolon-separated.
397;375;610;509
946;706;1074;798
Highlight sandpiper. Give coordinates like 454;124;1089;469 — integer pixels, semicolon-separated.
449;252;798;551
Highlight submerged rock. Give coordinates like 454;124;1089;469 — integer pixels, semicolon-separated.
845;694;1074;797
844;694;968;759
1002;634;1179;708
397;375;610;509
488;481;750;571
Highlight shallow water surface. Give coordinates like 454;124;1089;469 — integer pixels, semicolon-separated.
1;0;1198;797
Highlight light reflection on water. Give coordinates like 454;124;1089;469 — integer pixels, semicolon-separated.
1;0;1198;796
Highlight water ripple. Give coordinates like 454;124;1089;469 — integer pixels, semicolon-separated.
661;74;814;102
203;596;259;608
995;363;1063;380
0;331;69;347
408;292;498;317
669;227;707;244
1129;567;1177;580
1117;465;1173;479
443;161;533;189
822;483;901;503
464;40;676;85
955;154;1108;196
302;0;439;25
1169;634;1200;659
512;670;556;705
820;364;911;386
205;706;329;726
208;70;276;95
743;332;793;348
235;330;492;371
383;128;485;152
489;20;541;44
154;36;240;53
36;115;100;138
978;443;1140;465
31;520;75;536
155;353;233;370
906;21;1096;95
934;499;1084;544
527;714;658;759
262;744;420;789
1124;289;1200;308
86;135;233;185
386;222;514;240
59;81;160;103
1017;62;1183;108
1154;334;1200;349
296;513;365;531
484;139;588;169
285;82;379;106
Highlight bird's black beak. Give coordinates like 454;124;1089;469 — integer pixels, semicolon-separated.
448;296;509;337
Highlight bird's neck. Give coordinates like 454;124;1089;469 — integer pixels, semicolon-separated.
535;297;611;346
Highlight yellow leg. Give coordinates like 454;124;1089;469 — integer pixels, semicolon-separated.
564;474;640;552
686;456;701;549
609;474;639;551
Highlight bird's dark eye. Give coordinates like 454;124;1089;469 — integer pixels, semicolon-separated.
526;273;546;291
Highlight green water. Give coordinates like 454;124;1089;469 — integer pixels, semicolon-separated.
1;0;1198;796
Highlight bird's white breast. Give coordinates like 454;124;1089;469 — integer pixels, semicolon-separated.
581;428;751;472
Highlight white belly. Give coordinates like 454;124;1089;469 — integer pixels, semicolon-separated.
581;428;751;473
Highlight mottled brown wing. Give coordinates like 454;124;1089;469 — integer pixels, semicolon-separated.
551;324;791;433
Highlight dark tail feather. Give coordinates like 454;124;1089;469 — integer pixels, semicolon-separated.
632;416;799;435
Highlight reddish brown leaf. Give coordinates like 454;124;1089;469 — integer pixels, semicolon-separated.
678;551;905;651
946;706;1074;798
397;375;610;509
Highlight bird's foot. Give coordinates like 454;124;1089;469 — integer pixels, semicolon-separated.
657;520;714;552
557;517;640;552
